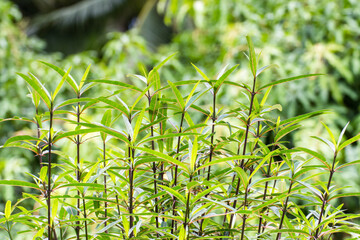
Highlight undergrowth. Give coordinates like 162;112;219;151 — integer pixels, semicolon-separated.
1;37;360;239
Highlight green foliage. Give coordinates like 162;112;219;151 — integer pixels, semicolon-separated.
1;39;360;240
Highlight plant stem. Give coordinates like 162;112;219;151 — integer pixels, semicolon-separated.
147;93;160;231
103;141;108;231
206;92;217;181
184;174;193;234
47;105;54;240
314;153;337;238
6;220;13;240
127;117;135;238
228;77;257;236
199;92;217;236
276;180;294;240
171;111;185;234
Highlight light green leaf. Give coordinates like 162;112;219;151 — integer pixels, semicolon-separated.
214;65;238;94
159;185;186;205
133;106;146;142
234;167;248;189
40;61;78;93
275;124;301;143
246;36;257;77
52;66;72;101
168;80;185;110
321;122;337;148
17;72;51;109
338;133;360;152
137;147;189;173
297;147;330;169
337;122;350;148
4;135;43;147
256;64;278;77
5;200;11;219
89;79;142;92
154;52;177;71
0;180;41;190
79;64;91;90
191;63;210;81
258;74;324;92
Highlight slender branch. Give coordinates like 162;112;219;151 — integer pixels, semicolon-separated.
147;93;160;232
47;105;53;240
171;111;185;234
276;180;294;240
103;141;108;231
314;153;337;238
228;77;257;236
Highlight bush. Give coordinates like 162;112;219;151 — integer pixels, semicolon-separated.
1;37;360;239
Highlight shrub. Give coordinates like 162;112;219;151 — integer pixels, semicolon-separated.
1;37;360;239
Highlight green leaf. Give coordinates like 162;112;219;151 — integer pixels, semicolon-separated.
297;147;330;169
79;64;91;90
246;36;257;77
5;200;11;219
40;61;79;93
0;180;41;190
191;184;221;205
337;122;350;148
312;136;336;153
168;80;185;110
101;109;112;141
136;147;189;173
336;160;360;171
148;69;161;90
137;132;199;145
160;185;186;205
234;167;248;189
214;65;238;94
130;83;153;113
338;133;360;152
185;80;201;107
57;182;104;190
275;124;301;142
4;135;43;147
88;79;142;92
123;115;133;139
258;74;324;92
133;106;145;142
195;155;261;172
53;128;100;142
52;66;72;101
40;166;48;182
256;64;278;77
260;86;272;107
17;72;51;109
249;151;275;179
189;137;198;172
154;52;177;71
191;63;210;81
321;122;337;148
98;97;129;118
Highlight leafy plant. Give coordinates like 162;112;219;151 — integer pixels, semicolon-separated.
1;37;360;240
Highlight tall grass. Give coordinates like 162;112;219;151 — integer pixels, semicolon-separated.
1;37;360;239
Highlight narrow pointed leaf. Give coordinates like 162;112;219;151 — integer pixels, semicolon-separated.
53;66;72;100
160;185;186;205
137;147;189;173
168;80;185;109
40;61;78;93
258;74;324;91
214;65;238;94
79;64;91;90
191;63;210;81
246;36;257;77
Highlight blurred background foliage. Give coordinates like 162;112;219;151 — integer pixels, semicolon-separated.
1;0;360;220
